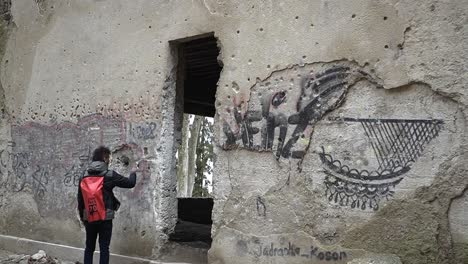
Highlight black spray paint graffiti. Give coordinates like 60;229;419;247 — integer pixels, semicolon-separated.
320;117;443;211
63;164;85;187
0;147;49;198
222;63;446;210
256;196;266;217
130;122;157;140
238;240;347;261
63;147;92;187
223;66;370;160
31;165;49;198
0;142;33;193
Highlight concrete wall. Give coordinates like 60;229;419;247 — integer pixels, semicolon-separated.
0;1;466;264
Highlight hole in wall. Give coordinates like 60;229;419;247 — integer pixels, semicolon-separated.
181;36;221;117
168;33;221;249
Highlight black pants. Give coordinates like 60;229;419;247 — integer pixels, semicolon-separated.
84;220;112;264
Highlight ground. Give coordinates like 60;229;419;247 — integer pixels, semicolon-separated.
0;249;77;264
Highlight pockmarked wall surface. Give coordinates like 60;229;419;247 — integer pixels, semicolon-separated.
0;0;466;264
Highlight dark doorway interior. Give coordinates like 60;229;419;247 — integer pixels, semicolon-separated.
183;35;221;117
169;34;221;247
169;198;214;246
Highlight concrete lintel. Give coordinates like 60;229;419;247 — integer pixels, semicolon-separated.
0;234;191;264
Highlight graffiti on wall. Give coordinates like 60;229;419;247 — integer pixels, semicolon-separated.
222;62;445;210
223;65;370;160
0;141;35;194
237;240;347;261
0;147;50;198
320;117;444;210
30;165;49;198
63;145;93;187
256;196;267;217
129;122;157;140
0;113;156;218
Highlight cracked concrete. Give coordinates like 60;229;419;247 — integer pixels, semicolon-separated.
342;148;468;264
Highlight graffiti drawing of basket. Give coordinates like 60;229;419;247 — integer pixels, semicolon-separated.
319;118;444;211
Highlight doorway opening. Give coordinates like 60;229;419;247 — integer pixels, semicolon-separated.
169;33;221;248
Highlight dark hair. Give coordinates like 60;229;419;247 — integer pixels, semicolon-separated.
92;146;111;162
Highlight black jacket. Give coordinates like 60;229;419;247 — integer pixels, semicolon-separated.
77;161;136;221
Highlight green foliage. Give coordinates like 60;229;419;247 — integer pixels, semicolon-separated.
192;117;213;197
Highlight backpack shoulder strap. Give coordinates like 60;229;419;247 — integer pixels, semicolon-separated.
102;170;113;177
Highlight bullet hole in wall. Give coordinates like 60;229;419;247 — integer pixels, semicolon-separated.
351;14;356;18
119;155;130;166
383;16;388;20
384;45;389;49
232;82;240;92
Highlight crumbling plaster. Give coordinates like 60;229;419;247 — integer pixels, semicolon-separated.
0;0;465;263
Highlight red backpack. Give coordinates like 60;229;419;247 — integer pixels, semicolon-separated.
80;173;107;222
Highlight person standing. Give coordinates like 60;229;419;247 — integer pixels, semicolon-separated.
77;146;137;264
